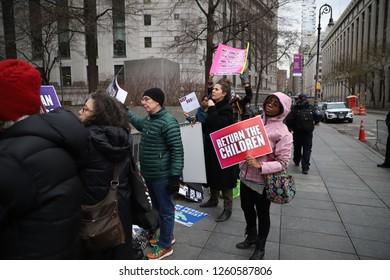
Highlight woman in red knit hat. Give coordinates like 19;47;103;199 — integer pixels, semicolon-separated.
0;59;89;259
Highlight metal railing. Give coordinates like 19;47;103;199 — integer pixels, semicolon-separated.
375;120;388;148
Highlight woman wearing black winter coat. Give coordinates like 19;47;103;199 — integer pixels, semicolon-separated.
78;92;134;259
200;78;238;222
0;59;89;260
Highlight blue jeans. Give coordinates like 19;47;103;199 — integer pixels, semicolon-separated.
145;178;174;249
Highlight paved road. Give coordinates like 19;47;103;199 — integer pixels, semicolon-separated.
324;110;387;156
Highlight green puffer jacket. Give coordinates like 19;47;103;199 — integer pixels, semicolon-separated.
128;107;184;180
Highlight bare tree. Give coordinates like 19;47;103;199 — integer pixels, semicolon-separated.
3;0;140;92
1;0;17;58
361;44;390;108
12;1;60;84
327;44;390;108
251;26;298;106
330;55;364;97
163;0;295;88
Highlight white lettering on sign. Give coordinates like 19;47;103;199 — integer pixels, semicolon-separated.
217;125;266;159
40;95;54;107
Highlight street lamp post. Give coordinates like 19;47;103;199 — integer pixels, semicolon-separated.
55;56;64;102
315;3;334;104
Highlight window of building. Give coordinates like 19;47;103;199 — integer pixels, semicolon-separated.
174;14;180;19
144;15;151;25
144;0;151;3
113;0;126;57
114;65;124;86
57;0;70;58
61;67;72;86
174;36;180;42
29;1;43;59
144;37;152;48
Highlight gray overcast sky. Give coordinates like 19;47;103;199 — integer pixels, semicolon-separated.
316;0;352;26
278;0;352;70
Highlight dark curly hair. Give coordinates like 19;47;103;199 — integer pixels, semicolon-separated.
82;92;130;131
216;78;232;101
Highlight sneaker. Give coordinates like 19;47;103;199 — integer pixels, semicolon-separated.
302;170;308;175
149;234;176;247
146;245;173;260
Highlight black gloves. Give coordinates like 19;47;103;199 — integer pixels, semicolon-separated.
167;176;180;195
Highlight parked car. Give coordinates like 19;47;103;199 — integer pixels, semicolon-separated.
322;102;353;123
316;101;326;121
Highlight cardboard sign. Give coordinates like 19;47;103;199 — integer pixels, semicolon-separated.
210;43;249;76
40;86;61;112
179;92;200;113
180;123;207;184
174;204;208;227
106;76;128;103
178;182;204;203
209;116;272;169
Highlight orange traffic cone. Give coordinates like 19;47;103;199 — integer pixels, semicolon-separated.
358;119;366;142
359;105;367;115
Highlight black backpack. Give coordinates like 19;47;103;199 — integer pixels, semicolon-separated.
295;107;315;132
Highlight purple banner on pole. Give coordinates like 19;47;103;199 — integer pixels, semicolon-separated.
293;54;302;77
40;86;61;112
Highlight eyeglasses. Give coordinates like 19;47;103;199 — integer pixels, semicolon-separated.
81;106;93;113
141;96;153;103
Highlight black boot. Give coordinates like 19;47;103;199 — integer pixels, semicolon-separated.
199;199;218;208
249;239;266;260
236;227;257;249
215;209;231;222
377;163;390;168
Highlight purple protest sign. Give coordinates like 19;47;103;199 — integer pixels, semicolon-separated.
40;86;61;112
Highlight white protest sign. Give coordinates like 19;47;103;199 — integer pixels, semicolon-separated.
106;74;128;104
180;122;207;183
179;92;200;113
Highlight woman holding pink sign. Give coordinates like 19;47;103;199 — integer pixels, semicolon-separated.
236;92;292;260
200;78;238;223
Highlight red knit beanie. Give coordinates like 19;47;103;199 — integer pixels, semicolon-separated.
0;59;42;121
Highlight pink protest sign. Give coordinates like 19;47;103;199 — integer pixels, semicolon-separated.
210;116;272;169
210;43;249;76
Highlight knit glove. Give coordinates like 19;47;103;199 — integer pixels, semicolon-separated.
167;176;180;195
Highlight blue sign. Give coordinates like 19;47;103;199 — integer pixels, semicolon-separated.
40;86;61;112
174;204;209;227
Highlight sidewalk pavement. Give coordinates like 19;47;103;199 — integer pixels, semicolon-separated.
144;123;390;260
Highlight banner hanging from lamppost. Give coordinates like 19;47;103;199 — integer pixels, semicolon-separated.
293;54;302;77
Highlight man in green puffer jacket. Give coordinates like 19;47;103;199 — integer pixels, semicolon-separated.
127;88;184;260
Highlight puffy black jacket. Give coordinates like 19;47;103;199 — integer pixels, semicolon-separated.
0;108;88;259
78;125;133;259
